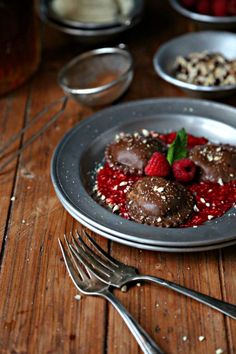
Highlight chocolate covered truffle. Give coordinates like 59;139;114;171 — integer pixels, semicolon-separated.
189;144;236;183
105;133;166;175
126;177;194;227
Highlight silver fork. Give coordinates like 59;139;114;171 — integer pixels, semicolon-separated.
73;230;236;320
59;237;165;354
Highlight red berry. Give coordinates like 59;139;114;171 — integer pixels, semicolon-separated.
145;152;171;177
197;0;210;14
181;0;196;8
163;132;177;145
228;0;236;15
187;134;208;148
172;158;197;183
212;0;227;16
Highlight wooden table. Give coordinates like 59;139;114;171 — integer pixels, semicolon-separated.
0;2;236;353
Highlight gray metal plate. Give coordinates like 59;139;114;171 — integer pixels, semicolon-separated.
60;196;236;252
51;98;236;248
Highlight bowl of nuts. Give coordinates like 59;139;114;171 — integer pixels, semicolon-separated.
169;0;236;29
153;31;236;98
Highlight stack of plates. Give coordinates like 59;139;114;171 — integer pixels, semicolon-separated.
40;0;144;44
51;98;236;252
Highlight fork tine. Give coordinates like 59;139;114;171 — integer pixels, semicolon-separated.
63;235;88;281
72;232;115;275
79;230;120;267
69;238;111;282
58;238;84;291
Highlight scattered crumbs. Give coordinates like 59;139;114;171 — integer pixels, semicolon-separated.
182;336;188;342
74;294;81;301
142;129;149;137
207;215;214;220
217;178;224;186
121;285;128;292
22;219;26;224
215;349;224;354
155;263;161;269
205;202;210;207
136;283;141;287
10;196;16;201
200;197;206;203
198;336;205;342
193;204;199;212
119;181;128;186
112;205;119;213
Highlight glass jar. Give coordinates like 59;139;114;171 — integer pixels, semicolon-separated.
0;0;41;96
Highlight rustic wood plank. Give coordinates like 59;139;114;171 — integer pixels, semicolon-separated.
0;87;29;255
220;246;236;354
0;65;107;354
106;244;229;354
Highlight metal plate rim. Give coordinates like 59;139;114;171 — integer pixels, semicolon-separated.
51;98;236;247
61;197;236;253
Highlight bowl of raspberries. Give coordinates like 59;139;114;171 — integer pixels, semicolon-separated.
169;0;236;28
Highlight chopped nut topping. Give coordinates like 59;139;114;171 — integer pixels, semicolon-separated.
175;52;236;87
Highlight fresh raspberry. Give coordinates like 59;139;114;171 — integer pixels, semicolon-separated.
212;0;227;16
181;0;196;8
228;0;236;15
165;132;177;145
172;158;197;183
187;134;208;148
145;152;171;177
197;0;211;14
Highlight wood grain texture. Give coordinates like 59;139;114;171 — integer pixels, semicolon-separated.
0;1;236;354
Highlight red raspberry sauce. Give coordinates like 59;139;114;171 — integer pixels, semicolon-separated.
96;134;236;228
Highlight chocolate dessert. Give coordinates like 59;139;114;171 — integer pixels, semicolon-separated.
126;176;195;227
105;133;166;175
96;129;236;228
190;144;236;183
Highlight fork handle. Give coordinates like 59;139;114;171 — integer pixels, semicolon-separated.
133;275;236;320
101;289;164;354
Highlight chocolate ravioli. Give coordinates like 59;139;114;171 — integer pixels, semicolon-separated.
190;144;236;183
126;177;194;227
105;133;166;175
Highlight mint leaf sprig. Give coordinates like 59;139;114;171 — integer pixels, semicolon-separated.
167;128;188;165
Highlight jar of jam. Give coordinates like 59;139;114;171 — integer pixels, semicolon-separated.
0;0;41;96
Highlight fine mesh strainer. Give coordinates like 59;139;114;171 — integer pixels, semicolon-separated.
0;46;133;173
58;47;133;106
